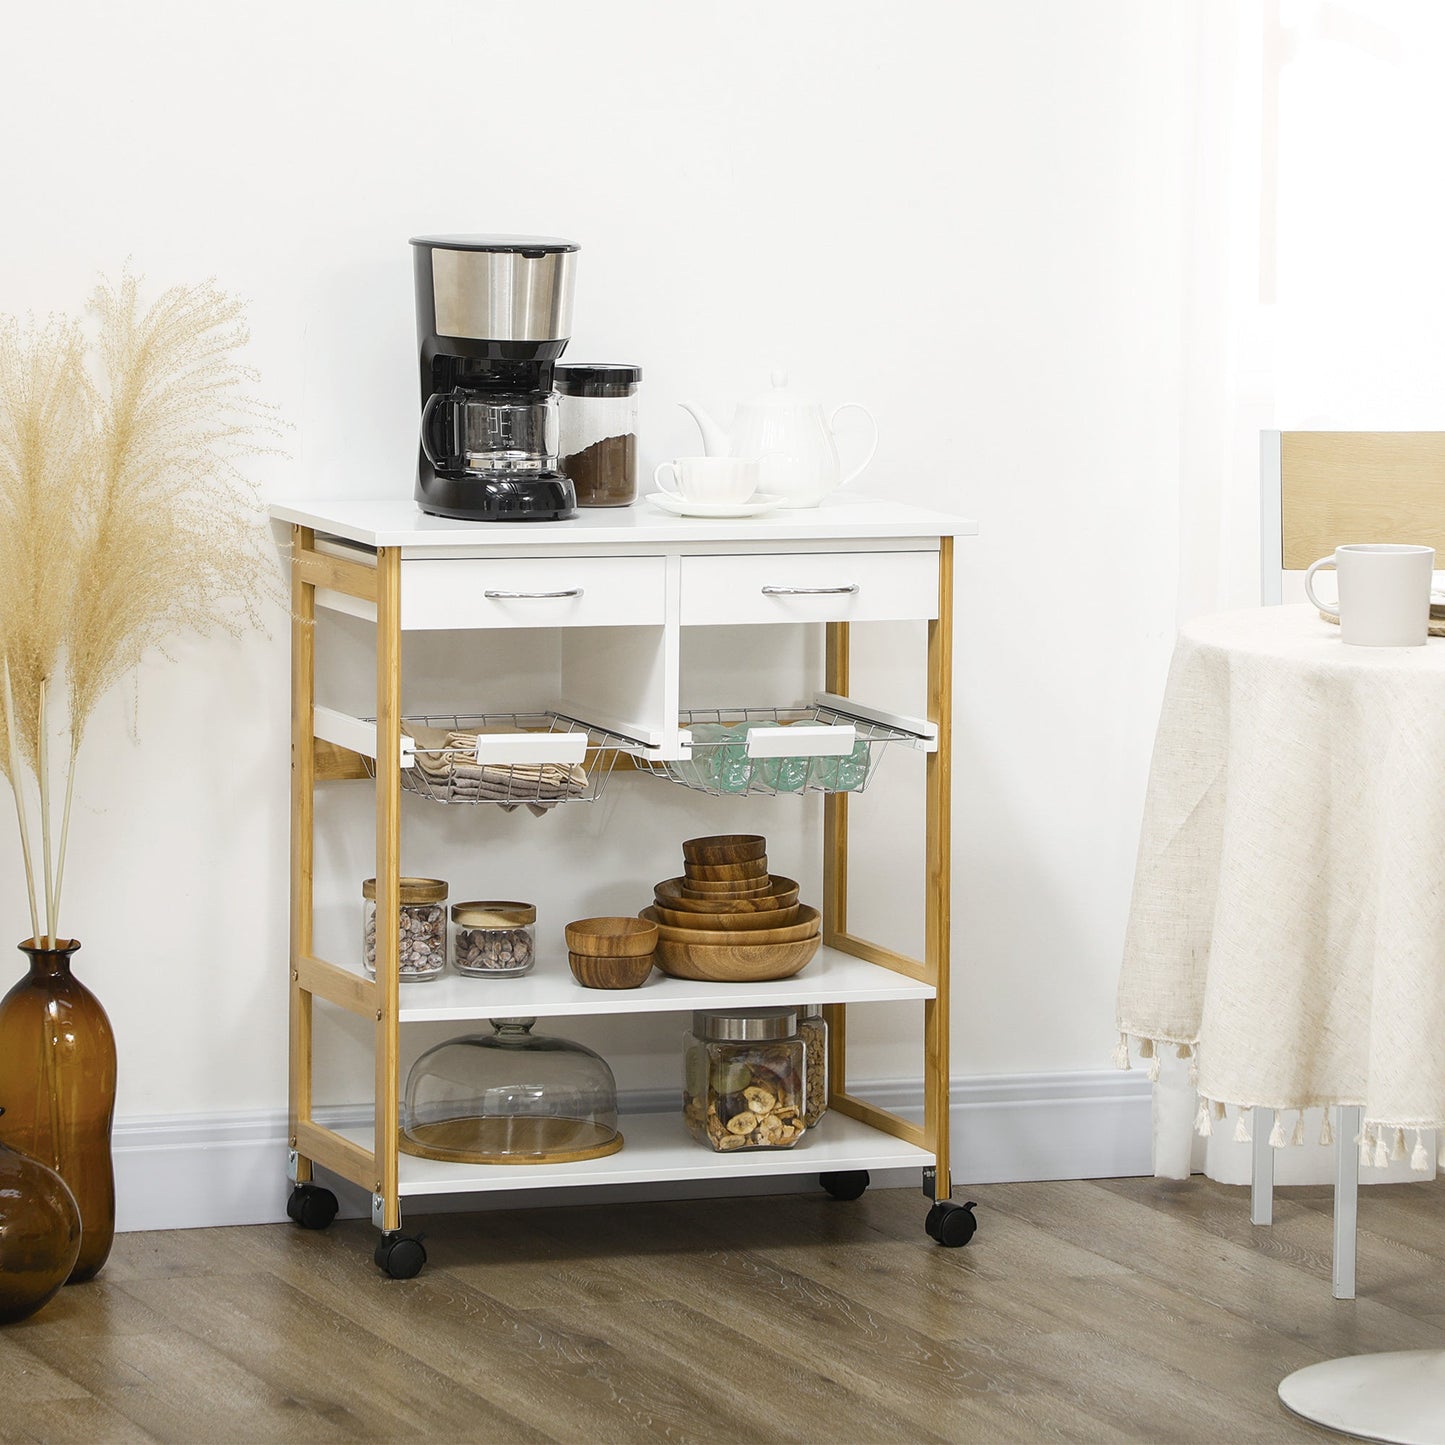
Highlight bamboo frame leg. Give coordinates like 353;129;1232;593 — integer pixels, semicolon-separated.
289;526;316;1183
823;622;849;1109
924;537;954;1202
374;547;403;1232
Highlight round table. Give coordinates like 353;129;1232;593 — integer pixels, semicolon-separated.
1114;606;1445;1442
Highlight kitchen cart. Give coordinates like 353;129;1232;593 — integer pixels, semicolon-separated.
271;496;977;1276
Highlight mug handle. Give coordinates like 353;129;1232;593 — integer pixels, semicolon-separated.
653;461;680;495
1304;556;1339;617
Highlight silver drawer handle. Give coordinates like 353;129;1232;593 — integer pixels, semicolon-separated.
484;588;584;600
761;584;859;596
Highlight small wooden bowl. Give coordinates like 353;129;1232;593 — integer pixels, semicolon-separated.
651;933;821;983
683;857;769;883
641;904;820;948
650;901;802;932
654;876;801;913
564;917;658;957
681;834;767;865
680;874;773;898
568;950;655;990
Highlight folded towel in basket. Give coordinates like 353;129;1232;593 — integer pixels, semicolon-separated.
402;723;589;814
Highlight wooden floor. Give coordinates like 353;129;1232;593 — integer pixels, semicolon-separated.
2;1175;1444;1443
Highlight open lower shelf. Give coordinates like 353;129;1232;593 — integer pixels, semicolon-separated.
354;944;934;1021
333;1110;934;1197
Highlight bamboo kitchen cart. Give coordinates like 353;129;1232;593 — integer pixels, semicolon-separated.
272;496;978;1276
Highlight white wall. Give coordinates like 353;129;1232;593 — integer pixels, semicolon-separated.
0;2;1191;1182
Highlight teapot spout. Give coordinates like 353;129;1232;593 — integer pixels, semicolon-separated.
677;400;729;457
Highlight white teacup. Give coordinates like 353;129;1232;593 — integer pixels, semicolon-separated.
1304;542;1435;646
654;457;759;506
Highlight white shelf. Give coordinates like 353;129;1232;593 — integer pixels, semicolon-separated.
331;1111;934;1198
357;945;932;1022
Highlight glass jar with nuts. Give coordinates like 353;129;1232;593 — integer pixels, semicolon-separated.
798;1006;828;1128
451;901;537;977
363;877;448;983
682;1008;805;1151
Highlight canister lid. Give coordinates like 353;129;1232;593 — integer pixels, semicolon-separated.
363;877;448;905
452;900;537;927
409;234;580;254
693;1007;799;1042
556;363;641;396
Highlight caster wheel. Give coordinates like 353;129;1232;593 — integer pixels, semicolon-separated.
820;1170;870;1201
374;1231;426;1280
286;1183;338;1231
925;1199;977;1248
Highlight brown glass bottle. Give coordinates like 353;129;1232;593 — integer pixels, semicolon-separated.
0;940;116;1282
0;1107;81;1323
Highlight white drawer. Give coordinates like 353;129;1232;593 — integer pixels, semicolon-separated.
398;556;666;631
679;550;939;626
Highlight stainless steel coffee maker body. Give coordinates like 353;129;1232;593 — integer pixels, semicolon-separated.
412;235;580;522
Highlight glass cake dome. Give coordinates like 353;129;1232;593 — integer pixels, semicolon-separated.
400;1018;622;1165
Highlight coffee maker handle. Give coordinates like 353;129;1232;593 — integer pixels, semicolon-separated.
420;391;450;469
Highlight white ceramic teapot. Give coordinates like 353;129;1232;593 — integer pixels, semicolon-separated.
678;371;878;508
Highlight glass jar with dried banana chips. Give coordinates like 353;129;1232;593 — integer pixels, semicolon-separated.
683;1008;805;1151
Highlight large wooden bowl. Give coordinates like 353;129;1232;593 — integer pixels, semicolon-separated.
640;905;820;948
679;874;772;898
650;901;801;932
651;932;821;983
681;834;767;865
654;876;800;913
683;856;769;884
564;916;658;957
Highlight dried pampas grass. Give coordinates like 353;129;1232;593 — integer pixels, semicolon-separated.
0;271;281;946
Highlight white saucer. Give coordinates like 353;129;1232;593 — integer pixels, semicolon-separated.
646;491;783;519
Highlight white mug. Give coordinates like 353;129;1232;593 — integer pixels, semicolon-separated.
654;456;759;505
1304;543;1435;646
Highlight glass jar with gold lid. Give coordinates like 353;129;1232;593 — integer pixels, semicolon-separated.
451;901;536;976
362;876;448;982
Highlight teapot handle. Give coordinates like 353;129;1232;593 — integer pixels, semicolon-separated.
829;402;878;489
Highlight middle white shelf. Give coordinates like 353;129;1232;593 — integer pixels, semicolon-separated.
335;944;934;1022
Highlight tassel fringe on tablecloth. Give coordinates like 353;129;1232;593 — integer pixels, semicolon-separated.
1114;1030;1444;1173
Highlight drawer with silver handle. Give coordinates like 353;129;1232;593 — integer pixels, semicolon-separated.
679;551;939;626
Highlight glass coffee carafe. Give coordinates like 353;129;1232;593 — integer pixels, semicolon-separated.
421;388;560;476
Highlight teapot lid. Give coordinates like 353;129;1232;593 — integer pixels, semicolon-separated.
741;370;819;410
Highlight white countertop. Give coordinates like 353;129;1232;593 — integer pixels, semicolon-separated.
269;493;979;550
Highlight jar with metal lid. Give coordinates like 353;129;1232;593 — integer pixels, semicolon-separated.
556;363;640;508
798;1006;827;1127
451;901;537;977
683;1008;805;1151
363;877;448;982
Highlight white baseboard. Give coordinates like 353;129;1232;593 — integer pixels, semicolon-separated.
113;1068;1155;1233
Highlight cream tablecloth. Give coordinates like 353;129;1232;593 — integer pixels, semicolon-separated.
1117;605;1445;1173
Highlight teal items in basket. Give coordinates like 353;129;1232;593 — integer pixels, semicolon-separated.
662;720;875;794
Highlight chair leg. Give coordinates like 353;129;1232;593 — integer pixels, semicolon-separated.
1251;1107;1275;1225
1333;1104;1361;1300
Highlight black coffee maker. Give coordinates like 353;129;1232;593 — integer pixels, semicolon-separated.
411;234;580;521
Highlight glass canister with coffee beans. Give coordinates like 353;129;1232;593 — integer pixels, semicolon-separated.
683;1008;805;1151
556;364;640;507
798;1006;828;1127
363;876;448;982
451;901;537;977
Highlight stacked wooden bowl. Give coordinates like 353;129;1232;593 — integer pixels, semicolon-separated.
642;835;820;982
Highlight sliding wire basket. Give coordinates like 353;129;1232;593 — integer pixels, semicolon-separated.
630;703;928;799
363;712;630;807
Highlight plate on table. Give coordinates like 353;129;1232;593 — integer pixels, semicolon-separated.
646;491;783;519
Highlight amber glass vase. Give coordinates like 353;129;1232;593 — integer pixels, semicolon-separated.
0;941;116;1282
0;1108;81;1324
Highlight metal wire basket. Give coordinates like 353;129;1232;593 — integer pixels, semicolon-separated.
363;712;628;807
630;703;928;798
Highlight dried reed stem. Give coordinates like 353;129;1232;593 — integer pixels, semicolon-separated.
3;662;40;944
37;678;54;949
52;742;77;940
